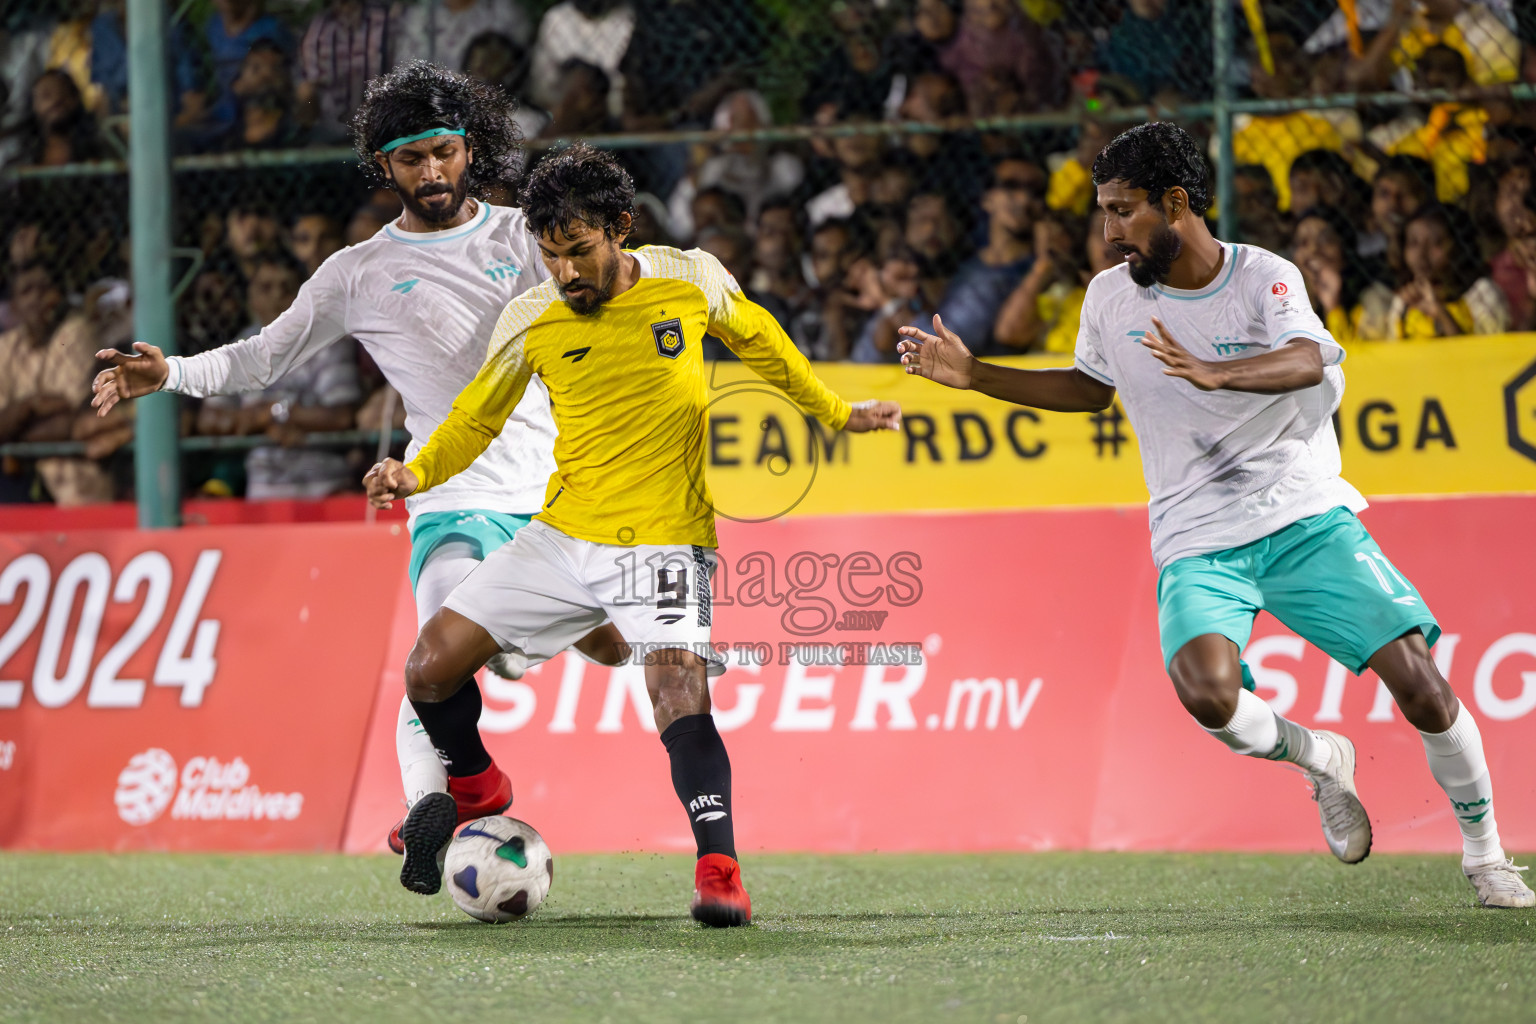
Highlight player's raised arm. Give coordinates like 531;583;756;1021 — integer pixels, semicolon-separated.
897;315;1116;412
1139;253;1335;394
367;315;535;507
699;253;900;433
90;260;351;416
1140;317;1324;394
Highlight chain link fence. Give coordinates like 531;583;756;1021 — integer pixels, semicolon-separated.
0;0;1532;504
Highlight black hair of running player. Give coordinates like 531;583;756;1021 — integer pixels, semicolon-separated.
518;141;637;241
1091;122;1213;218
349;59;523;199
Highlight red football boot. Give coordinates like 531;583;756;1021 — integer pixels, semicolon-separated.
691;853;752;927
387;763;514;855
447;762;514;819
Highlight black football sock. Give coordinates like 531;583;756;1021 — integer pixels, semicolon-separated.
660;713;736;860
409;679;492;778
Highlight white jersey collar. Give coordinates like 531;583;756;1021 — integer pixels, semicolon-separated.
1149;242;1238;301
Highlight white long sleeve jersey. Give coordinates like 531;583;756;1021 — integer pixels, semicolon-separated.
165;201;558;524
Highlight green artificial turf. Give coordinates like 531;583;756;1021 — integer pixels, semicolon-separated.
1;852;1531;1024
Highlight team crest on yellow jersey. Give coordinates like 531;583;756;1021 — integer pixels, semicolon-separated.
651;318;684;359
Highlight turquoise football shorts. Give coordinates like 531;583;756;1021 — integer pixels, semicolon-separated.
407;509;533;592
1156;506;1441;684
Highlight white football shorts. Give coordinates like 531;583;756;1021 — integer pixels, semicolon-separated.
441;518;718;665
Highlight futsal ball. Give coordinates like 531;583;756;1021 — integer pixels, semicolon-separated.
444;816;553;923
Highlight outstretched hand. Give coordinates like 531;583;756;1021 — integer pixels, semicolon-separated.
895;314;974;390
364;458;419;509
843;399;901;433
91;342;170;416
1140;317;1226;391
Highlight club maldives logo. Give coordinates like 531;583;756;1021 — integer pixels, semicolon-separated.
114;748;304;826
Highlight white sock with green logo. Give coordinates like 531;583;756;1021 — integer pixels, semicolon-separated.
1204;688;1330;772
1419;701;1504;869
397;695;448;809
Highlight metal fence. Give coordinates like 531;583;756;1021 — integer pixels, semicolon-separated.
1;0;1533;515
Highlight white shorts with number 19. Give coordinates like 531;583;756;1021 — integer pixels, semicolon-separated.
442;518;719;664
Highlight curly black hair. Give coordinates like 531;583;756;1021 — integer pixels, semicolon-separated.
1092;121;1212;217
349;60;523;198
518;142;636;239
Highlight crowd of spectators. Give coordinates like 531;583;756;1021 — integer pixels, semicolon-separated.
1;0;1535;504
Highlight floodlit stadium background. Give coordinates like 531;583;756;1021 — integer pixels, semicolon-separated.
1;0;1534;855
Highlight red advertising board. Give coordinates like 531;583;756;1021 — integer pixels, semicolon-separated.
0;524;408;850
342;495;1536;857
3;497;1532;855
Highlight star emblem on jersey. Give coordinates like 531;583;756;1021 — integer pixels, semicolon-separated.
651;318;684;359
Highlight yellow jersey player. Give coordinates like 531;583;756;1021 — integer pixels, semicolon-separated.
365;143;902;925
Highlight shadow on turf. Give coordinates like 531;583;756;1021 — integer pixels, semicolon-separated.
410;910;969;932
401;909;1009;949
408;914;681;930
13;903;1524;957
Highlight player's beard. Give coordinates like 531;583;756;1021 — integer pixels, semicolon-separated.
558;247;620;316
1122;221;1182;287
401;174;471;227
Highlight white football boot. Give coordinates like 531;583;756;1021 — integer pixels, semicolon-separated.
1307;730;1372;864
1465;859;1536;909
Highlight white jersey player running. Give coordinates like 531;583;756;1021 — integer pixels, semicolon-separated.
897;123;1532;910
89;62;625;862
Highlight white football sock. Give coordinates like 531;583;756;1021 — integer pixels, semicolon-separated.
397;695;447;809
1419;701;1504;869
1204;688;1330;772
405;541;480;811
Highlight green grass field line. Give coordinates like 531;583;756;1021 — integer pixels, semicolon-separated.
1;852;1532;1024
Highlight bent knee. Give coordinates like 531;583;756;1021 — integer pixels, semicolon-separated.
1170;661;1245;728
648;658;709;715
404;633;459;702
1392;677;1458;731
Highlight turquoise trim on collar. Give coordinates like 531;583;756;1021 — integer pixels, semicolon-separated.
381;127;465;153
1150;243;1238;301
382;199;491;245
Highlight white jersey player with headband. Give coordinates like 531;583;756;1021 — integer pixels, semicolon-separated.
158;197;557;528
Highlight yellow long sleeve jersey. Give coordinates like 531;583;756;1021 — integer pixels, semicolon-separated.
406;246;852;548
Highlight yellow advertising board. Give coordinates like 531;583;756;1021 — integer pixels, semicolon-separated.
701;334;1536;521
